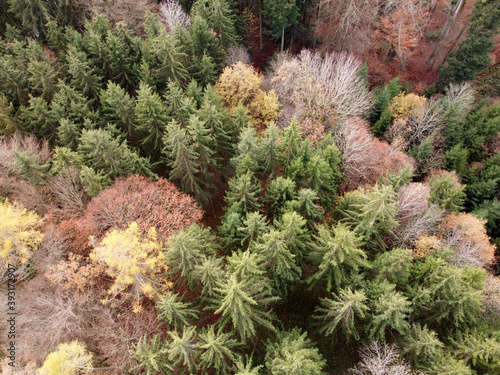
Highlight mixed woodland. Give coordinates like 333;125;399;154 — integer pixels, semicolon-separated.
0;0;500;374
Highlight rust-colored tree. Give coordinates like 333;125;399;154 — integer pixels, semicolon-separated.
82;175;203;241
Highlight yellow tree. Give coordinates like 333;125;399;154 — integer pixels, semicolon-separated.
215;62;279;126
39;340;93;375
0;199;44;273
89;222;170;312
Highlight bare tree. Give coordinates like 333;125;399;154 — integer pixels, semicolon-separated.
394;203;443;247
271;50;372;126
159;0;191;33
224;46;253;67
348;340;413;375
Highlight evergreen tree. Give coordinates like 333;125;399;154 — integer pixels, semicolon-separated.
452;331;500;374
100;81;136;138
17;95;55;139
265;328;326;375
372;248;413;286
57;118;81;150
13;149;51;185
237;211;270;249
193;256;225;297
156;291;199;330
265;176;296;216
262;0;300;51
198;326;241;374
225;171;263;213
274;211;310;258
191;0;241;48
164;224;218;282
428;171;465;212
308;223;368;292
133;335;172;375
280;118;302;165
314;288;369;341
401;324;444;369
66;47;102;100
134;82;168;158
27;58;59;101
166;326;199;373
259;122;283;178
212;271;278;342
163;119;208;202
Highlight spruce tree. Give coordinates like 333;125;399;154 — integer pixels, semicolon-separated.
133;334;172;375
66;47;102;100
224;171;263;213
100;81;136;138
156;291;200;330
198;326;241;374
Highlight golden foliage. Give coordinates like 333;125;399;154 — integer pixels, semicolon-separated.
39;340;93;375
413;235;442;259
215;62;279;126
440;212;496;267
388;93;427;120
0;199;44;270
89;222;170;312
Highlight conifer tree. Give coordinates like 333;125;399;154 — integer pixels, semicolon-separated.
57;118;81;150
134;82;168;158
232;126;260;173
314;288;369;341
264;328;326;375
280;118;302;165
13;149;51;185
308;223;368;292
163;119;208;202
372;248;413;286
166;326;199;373
237;211;270;249
285;188;324;223
66;47;102;100
198;96;234;158
198;325;241;374
133;334;172;375
51;81;98;125
27;58;59;102
17;96;55;139
265;176;296;216
163;224;218;282
212;271;278;342
187;114;216;177
100;81;136;137
225;171;262;213
259;122;283;178
275;211;310;258
401;324;444;368
193;256;225;297
191;0;240;48
452;331;500;374
156;291;199;330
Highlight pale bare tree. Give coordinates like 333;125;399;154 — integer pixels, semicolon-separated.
271;50;372;126
348;340;413;375
393;204;443;247
159;0;191;33
224;46;253;67
397;183;430;221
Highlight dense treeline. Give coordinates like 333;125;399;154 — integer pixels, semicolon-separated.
0;0;499;374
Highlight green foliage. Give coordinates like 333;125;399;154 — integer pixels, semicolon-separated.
264;328;326;375
212;270;278;342
156;291;199;330
262;0;300;49
191;0;240;48
193;256;225;297
452;331;500;374
265;176;296;216
13;149;51;184
166;326;199;373
198;325;241;374
164;224;217;281
259;122;283;178
401;323;444;368
408;136;442;178
372;248;413;286
77;128;153;179
314;288;369;341
308;223;368;292
368;285;411;341
408;255;486;329
225;171;263;213
445;144;469;177
274;211;310;258
66;47;102;99
428;171;465;212
237;211;270;249
100;81;135;137
369;77;402;128
133;334;172;375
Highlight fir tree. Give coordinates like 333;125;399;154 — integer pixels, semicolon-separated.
166;326;199;373
198;326;241;374
100;81;136;138
156;291;200;330
224;171;262;213
133;334;172;375
66;47;102;99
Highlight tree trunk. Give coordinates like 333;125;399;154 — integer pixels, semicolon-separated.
281;28;285;51
259;1;263;50
438;20;469;69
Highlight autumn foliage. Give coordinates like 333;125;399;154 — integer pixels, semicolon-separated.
82;175;203;240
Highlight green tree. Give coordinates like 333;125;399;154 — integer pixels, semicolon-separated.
66;47;102;99
262;0;300;51
100;81;136;137
27;58;58;101
265;176;296;216
308;223;368;292
212;271;278;342
428;171;465;212
133;334;172;375
372;248;413;286
237;211;270;249
265;328;326;375
198;326;241;374
314;288;369;341
225;171;262;213
259;122;283;178
401;324;444;369
134;82;168;158
166;326;199;373
191;0;240;48
156;291;199;330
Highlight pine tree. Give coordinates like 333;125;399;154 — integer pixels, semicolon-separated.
428;171;465;212
191;0;240;48
368;287;411;341
452;331;500;374
212;271;278;342
163;119;208;202
100;81;136;138
198;325;241;374
259;122;283;178
134;82;168;158
264;328;326;375
163;224;218;282
156;291;200;330
314;288;369;341
285;188;324;223
265;176;296;216
27;58;59;101
7;0;48;39
231;126;260;174
225;171;262;213
308;223;368;292
198;97;234;158
51;81;98;125
401;324;444;368
66;47;102;99
166;326;199;373
254;229;302;293
133;334;172;375
237;211;270;249
187;114;216;177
